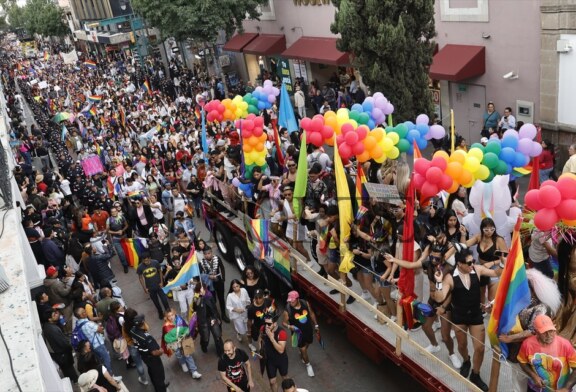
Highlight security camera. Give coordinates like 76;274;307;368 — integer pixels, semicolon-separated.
502;72;514;79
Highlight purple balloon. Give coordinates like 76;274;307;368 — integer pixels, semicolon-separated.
371;107;383;121
374;97;388;110
429;124;446;139
416;114;429;125
263;79;273;88
519;123;537;140
503;129;519;139
232;178;241;187
383;102;394;115
530;141;543;157
517;138;533;155
373;92;385;101
424;132;432;140
272;87;280;96
267;95;276;103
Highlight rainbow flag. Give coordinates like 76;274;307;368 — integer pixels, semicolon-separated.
142;79;151;94
120;238;147;269
487;217;531;357
163;250;200;294
88;95;102;103
355;162;368;214
273;247;291;282
84;59;97;69
43;51;50;61
89;106;97;118
194;106;201;120
249;219;270;260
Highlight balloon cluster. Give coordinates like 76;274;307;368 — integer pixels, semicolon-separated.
204;95;250;122
300;115;335;147
525;173;576;231
235;115;268;177
204;99;225;122
250;80;280;111
349;92;394;130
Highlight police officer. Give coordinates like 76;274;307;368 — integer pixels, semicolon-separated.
96;190;114;213
130;314;169;392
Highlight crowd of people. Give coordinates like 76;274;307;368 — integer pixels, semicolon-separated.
5;33;576;392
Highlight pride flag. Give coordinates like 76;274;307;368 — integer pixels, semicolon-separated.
142;79;151;94
194;106;201;120
334;137;355;274
163;250;200;294
120;238;147;269
43;51;50;61
355;162;368;214
84;59;97;69
246;218;270;260
89;106;97;118
88;95;102;103
273;247;291;282
487;217;531;357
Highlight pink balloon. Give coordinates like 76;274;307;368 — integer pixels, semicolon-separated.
425;167;443;184
311;118;324;133
431;156;448;172
336;134;344;145
345;131;359;145
253;127;263;137
557;177;576;200
525;189;543;211
534;208;559;231
313;114;324;121
541;180;557;188
538;185;562;208
414;158;431;176
421;181;439;198
321;126;334;140
339;143;352;159
413;173;426;190
254;117;264;128
356;125;369;141
439;174;453;190
217;104;225;113
300;117;312;130
207;112;215;122
241;128;253;138
242;120;254;131
557;199;576;220
309;131;323;147
341;123;354;135
352;143;365;156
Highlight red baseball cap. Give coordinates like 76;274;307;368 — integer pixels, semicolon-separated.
46;266;58;277
534;315;556;334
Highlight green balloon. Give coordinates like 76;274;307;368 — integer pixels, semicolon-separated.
484;140;501;155
248;105;259;114
482;152;499;169
386;126;395;133
484;170;495;183
396;124;408;138
494;160;508;175
470;143;485;152
349;111;360;121
358;113;370;125
250;98;258;106
244;93;253;101
397;138;410;153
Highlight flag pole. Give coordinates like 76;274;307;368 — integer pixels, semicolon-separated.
450;109;455;153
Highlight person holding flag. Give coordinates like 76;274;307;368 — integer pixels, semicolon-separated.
161;309;202;379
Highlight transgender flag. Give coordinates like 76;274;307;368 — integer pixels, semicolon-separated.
487;217;531;357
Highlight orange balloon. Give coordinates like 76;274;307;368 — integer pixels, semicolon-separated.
323;110;336;119
371;128;385;142
357;150;371;162
459;169;473;185
562;219;576;227
242;144;253;153
248;137;259;147
449;150;467;165
560;173;576;181
256;142;265;151
259;133;267;142
325;137;334;146
445;162;463;180
447;180;459;194
325;116;338;132
433;150;450;161
370;145;383;159
364;135;377;151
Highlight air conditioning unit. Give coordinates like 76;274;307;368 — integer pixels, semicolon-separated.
557;39;573;53
516;100;534;124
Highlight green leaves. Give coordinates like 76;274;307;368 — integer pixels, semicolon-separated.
131;0;268;43
332;0;436;122
7;0;68;37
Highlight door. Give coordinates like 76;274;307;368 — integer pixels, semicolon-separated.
449;83;486;144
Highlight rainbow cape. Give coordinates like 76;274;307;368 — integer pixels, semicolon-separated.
120;238;147;269
163;250;200;294
487;217;531;357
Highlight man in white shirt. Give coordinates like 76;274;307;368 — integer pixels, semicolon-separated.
294;86;306;119
282;378;309;392
498;107;516;131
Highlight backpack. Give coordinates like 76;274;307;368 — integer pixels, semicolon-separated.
308;152;320;167
71;320;92;350
105;315;122;340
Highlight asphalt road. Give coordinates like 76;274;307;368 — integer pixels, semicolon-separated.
110;215;424;392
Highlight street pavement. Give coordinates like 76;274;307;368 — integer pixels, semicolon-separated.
110;215;423;392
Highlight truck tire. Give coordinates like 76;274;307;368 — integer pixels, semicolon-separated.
213;222;231;262
230;237;254;272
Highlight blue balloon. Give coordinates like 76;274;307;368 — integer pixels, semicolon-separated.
513;152;527;168
351;103;363;113
416;123;429;136
403;121;416;130
362;101;373;113
252;90;260;100
501;136;519;150
367;119;376;129
505;163;513;174
417;137;428;150
257;101;266;110
500;147;516;164
407;145;414;155
407;129;420;142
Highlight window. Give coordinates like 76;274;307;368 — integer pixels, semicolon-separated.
259;0;276;21
440;0;489;22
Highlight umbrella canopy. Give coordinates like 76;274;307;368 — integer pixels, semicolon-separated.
51;112;73;123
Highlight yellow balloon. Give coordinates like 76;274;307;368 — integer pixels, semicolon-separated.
450;150;467;164
256;157;266;166
464;156;480;173
374;154;387;163
475;165;490;181
348;119;358;128
560;173;576;181
387;133;400;145
387;147;400;160
468;147;484;161
371;128;385;142
463;179;476;188
337;108;349;119
433;150;450;161
380;137;393;152
324;110;336;119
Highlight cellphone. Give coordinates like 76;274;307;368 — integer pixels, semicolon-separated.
494;250;508;257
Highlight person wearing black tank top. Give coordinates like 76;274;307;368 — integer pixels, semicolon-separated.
431;249;503;392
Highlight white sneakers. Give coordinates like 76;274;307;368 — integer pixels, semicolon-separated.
449;354;462;369
192;371;202;379
248;343;257;352
138;377;149;385
306;363;315;377
424;344;441;354
361;291;372;300
432;320;441;331
181;363;189;373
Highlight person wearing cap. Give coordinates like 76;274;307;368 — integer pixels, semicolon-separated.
260;309;289;392
44;265;73;331
129;314;168;392
91;205;110;233
282;291;318;377
518;314;576;392
219;339;254;392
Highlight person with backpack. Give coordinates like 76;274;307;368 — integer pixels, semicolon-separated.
306;146;331;172
106;301;133;368
282;290;319;378
73;306;114;376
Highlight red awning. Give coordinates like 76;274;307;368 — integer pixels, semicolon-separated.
281;37;350;66
429;44;485;82
243;34;286;56
222;33;258;52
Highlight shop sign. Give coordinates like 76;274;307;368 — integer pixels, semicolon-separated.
431;88;441;123
278;59;293;93
293;0;330;5
292;59;308;83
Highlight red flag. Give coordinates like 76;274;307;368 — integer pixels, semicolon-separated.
528;126;541;191
398;174;416;298
271;119;285;167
